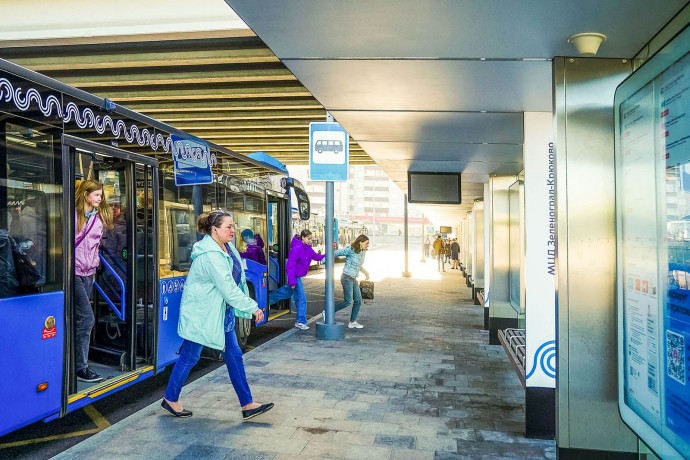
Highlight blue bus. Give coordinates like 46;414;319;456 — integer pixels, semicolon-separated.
0;58;310;437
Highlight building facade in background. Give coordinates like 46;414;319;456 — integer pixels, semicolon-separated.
288;164;429;237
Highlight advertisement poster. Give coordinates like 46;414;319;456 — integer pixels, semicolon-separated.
659;54;690;448
617;43;690;458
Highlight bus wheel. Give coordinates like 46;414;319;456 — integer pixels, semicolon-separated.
234;316;252;351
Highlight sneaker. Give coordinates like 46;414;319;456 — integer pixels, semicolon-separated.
77;367;103;383
295;322;309;330
348;321;364;329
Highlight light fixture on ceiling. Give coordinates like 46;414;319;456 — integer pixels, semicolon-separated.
567;32;607;56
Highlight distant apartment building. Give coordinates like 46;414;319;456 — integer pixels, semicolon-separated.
288;164;427;236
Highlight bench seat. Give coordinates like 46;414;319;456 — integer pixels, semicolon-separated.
498;328;526;387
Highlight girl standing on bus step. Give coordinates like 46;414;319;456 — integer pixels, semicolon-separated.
162;211;274;421
74;180;113;383
332;234;370;329
268;229;325;330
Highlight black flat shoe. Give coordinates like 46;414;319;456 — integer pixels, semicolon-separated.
161;399;193;418
242;402;274;421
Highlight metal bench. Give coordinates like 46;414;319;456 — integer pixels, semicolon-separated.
498;328;526;387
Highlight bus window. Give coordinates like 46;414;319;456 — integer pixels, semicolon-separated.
232;195;267;257
0;123;62;298
160;171;195;277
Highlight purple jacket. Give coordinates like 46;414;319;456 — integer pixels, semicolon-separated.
241;244;267;265
286;235;325;285
240;234;267;265
75;212;104;276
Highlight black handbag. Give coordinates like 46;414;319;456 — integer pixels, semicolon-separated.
359;280;374;300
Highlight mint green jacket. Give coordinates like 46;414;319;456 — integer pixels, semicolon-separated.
177;235;258;350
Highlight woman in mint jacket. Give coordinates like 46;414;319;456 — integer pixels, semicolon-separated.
162;211;274;421
333;234;370;329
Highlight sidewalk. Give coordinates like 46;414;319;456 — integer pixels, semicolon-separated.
54;255;556;460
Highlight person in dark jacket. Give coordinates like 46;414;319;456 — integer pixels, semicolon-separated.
267;229;325;330
450;238;460;269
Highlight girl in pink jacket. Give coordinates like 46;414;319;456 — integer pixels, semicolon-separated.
74;180;113;383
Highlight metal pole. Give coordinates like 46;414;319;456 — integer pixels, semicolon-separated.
325;181;334;322
420;213;426;262
402;194;411;277
315;113;344;340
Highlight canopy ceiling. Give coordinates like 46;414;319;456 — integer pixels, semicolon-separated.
0;32;373;165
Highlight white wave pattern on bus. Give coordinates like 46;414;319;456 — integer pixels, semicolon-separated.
0;77;217;166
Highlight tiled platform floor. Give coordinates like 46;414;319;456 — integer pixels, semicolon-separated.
54;250;555;460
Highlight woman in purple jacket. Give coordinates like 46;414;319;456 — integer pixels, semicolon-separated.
268;229;325;330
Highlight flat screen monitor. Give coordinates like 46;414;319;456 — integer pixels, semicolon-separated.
439;226;452;234
407;172;461;204
614;24;690;460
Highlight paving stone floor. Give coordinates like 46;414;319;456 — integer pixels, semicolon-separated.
54;253;556;460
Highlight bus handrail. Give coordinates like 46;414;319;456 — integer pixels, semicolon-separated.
101;246;126;274
268;256;279;284
94;253;126;321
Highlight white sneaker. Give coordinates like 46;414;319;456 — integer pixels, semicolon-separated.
348;321;364;329
295;322;309;330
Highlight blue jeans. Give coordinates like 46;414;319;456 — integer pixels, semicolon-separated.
268;278;307;324
334;274;361;321
74;275;95;372
165;309;253;407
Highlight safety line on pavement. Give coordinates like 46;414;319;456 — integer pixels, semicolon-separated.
0;405;110;449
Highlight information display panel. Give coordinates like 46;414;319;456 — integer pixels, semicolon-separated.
615;25;690;460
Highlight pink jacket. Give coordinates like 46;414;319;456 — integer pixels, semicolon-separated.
75;212;104;276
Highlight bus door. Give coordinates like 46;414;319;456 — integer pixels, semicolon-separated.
265;178;311;313
266;192;291;313
63;135;158;400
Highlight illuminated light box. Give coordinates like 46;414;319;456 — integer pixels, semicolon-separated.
407;172;461;204
614;23;690;459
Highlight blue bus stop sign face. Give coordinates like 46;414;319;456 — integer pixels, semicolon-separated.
171;134;213;186
309;122;349;181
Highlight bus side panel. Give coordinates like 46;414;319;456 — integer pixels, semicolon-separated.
0;291;64;437
157;277;184;370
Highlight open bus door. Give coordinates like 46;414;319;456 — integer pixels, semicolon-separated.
265;178;311;314
265;192;291;317
62;135;158;412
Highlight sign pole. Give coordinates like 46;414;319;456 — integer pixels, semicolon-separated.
420;213;426;262
315;113;345;340
402;195;411;277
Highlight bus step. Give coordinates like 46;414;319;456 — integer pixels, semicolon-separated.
89;344;129;370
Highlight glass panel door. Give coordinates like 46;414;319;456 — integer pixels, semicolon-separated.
64;136;157;393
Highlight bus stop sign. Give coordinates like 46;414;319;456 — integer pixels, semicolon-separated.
309;122;349;181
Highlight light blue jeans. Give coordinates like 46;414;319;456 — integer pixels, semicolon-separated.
334;274;362;322
165;309;253;407
268;277;307;324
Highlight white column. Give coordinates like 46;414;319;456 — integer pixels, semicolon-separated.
523;112;556;389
